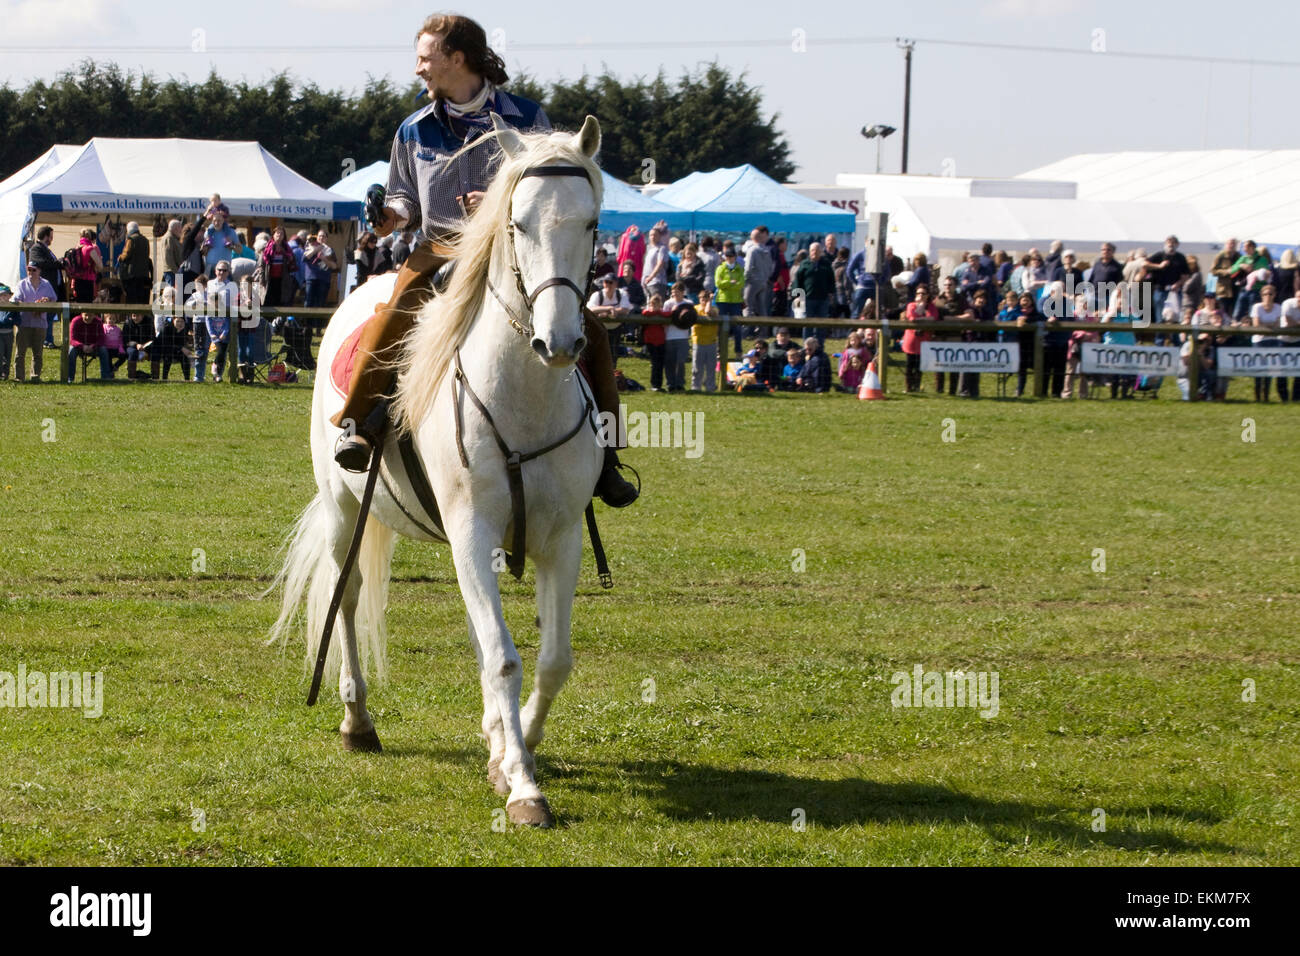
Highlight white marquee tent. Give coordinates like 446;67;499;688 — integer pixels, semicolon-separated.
1;138;362;288
886;195;1221;267
1018;150;1300;249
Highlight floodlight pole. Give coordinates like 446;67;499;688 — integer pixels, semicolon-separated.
899;40;914;175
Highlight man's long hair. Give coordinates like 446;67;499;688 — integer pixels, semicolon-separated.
417;13;508;86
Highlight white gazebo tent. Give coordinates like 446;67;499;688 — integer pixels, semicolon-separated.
1;137;363;291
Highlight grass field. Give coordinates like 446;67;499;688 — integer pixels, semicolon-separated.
1;344;1298;865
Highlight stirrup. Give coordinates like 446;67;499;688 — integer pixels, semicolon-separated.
596;458;641;508
334;433;374;473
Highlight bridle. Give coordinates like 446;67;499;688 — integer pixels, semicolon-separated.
486;165;599;339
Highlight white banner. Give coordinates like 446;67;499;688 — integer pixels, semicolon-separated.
1215;346;1300;377
920;342;1018;373
1080;343;1180;376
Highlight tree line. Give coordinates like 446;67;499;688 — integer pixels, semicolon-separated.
0;60;795;190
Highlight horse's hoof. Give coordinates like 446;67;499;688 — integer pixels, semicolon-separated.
487;756;509;795
507;797;555;828
341;727;383;752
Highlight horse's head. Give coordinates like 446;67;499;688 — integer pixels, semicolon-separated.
492;113;602;368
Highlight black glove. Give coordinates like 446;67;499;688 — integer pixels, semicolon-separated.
364;184;387;231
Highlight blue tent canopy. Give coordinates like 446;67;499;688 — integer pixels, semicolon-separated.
652;164;855;234
329;160;391;202
331;161;692;233
597;172;692;232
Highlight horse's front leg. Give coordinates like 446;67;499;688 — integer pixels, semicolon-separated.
448;517;554;827
521;521;582;752
467;613;508;795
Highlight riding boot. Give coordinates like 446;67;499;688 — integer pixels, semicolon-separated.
331;240;451;469
583;310;639;507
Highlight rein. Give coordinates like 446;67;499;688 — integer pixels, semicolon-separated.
487;165;599;338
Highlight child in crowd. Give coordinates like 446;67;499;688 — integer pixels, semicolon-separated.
1062;292;1099;399
662;281;692;392
67;310;110;382
641;293;668;391
101;309;125;378
690;288;719;392
735;348;764;391
156;313;194;381
1102;284;1138;399
781;347;805;389
838;330;869;393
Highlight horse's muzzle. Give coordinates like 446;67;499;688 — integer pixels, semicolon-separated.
532;335;585;367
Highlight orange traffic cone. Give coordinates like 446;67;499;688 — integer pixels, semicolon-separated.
858;360;884;400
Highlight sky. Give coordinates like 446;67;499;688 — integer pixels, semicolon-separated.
3;0;1300;185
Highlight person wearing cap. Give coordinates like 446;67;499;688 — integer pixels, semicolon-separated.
12;263;57;382
327;13;637;507
0;282;15;380
587;273;631;367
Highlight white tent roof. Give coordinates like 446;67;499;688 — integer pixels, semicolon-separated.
1;137;362;287
1017;150;1300;248
885;195;1220;265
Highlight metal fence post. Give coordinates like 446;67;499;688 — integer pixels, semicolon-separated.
1034;321;1046;397
878;317;889;393
60;301;71;385
1187;328;1199;400
718;317;729;389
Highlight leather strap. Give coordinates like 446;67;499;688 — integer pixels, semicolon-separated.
308;440;383;706
394;430;446;540
452;349;593;581
585;502;613;589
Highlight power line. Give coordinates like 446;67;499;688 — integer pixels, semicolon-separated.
0;34;1297;69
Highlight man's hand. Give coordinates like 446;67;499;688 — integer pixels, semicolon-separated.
461;190;486;214
372;207;400;238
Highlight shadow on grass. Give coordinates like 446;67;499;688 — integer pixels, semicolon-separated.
376;746;1232;854
549;758;1234;854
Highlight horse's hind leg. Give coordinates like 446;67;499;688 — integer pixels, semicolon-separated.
521;522;582;753
468;614;508;793
327;492;381;752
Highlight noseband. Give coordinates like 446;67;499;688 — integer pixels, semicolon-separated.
487;165;598;339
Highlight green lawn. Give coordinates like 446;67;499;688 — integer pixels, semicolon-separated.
1;345;1297;865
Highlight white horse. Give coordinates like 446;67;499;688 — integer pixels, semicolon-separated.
269;115;605;828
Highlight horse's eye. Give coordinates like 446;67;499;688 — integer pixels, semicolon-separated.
587;220;598;232
513;221;527;236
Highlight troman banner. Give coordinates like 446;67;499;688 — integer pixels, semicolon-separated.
919;342;1019;373
1080;343;1180;376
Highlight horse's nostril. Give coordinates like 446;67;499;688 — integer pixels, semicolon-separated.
573;337;587;355
531;338;550;359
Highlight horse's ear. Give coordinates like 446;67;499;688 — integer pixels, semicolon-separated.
576;115;601;158
490;112;525;161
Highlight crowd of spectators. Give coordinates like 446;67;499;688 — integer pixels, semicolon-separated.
1;192;376;383
6;207;1299;402
594;223;1300;401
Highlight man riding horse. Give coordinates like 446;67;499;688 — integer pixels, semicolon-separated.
330;12;639;509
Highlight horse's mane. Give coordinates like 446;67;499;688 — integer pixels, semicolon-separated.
391;127;603;437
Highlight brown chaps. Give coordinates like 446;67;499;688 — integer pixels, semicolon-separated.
329;238;620;437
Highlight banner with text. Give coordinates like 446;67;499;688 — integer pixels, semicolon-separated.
920;342;1019;373
1080;343;1180;376
1215;346;1300;378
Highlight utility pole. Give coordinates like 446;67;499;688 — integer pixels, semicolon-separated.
898;40;914;174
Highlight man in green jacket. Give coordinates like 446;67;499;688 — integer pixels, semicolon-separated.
1228;239;1270;320
794;241;836;343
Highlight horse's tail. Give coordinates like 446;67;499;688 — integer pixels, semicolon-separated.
265;494;396;686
